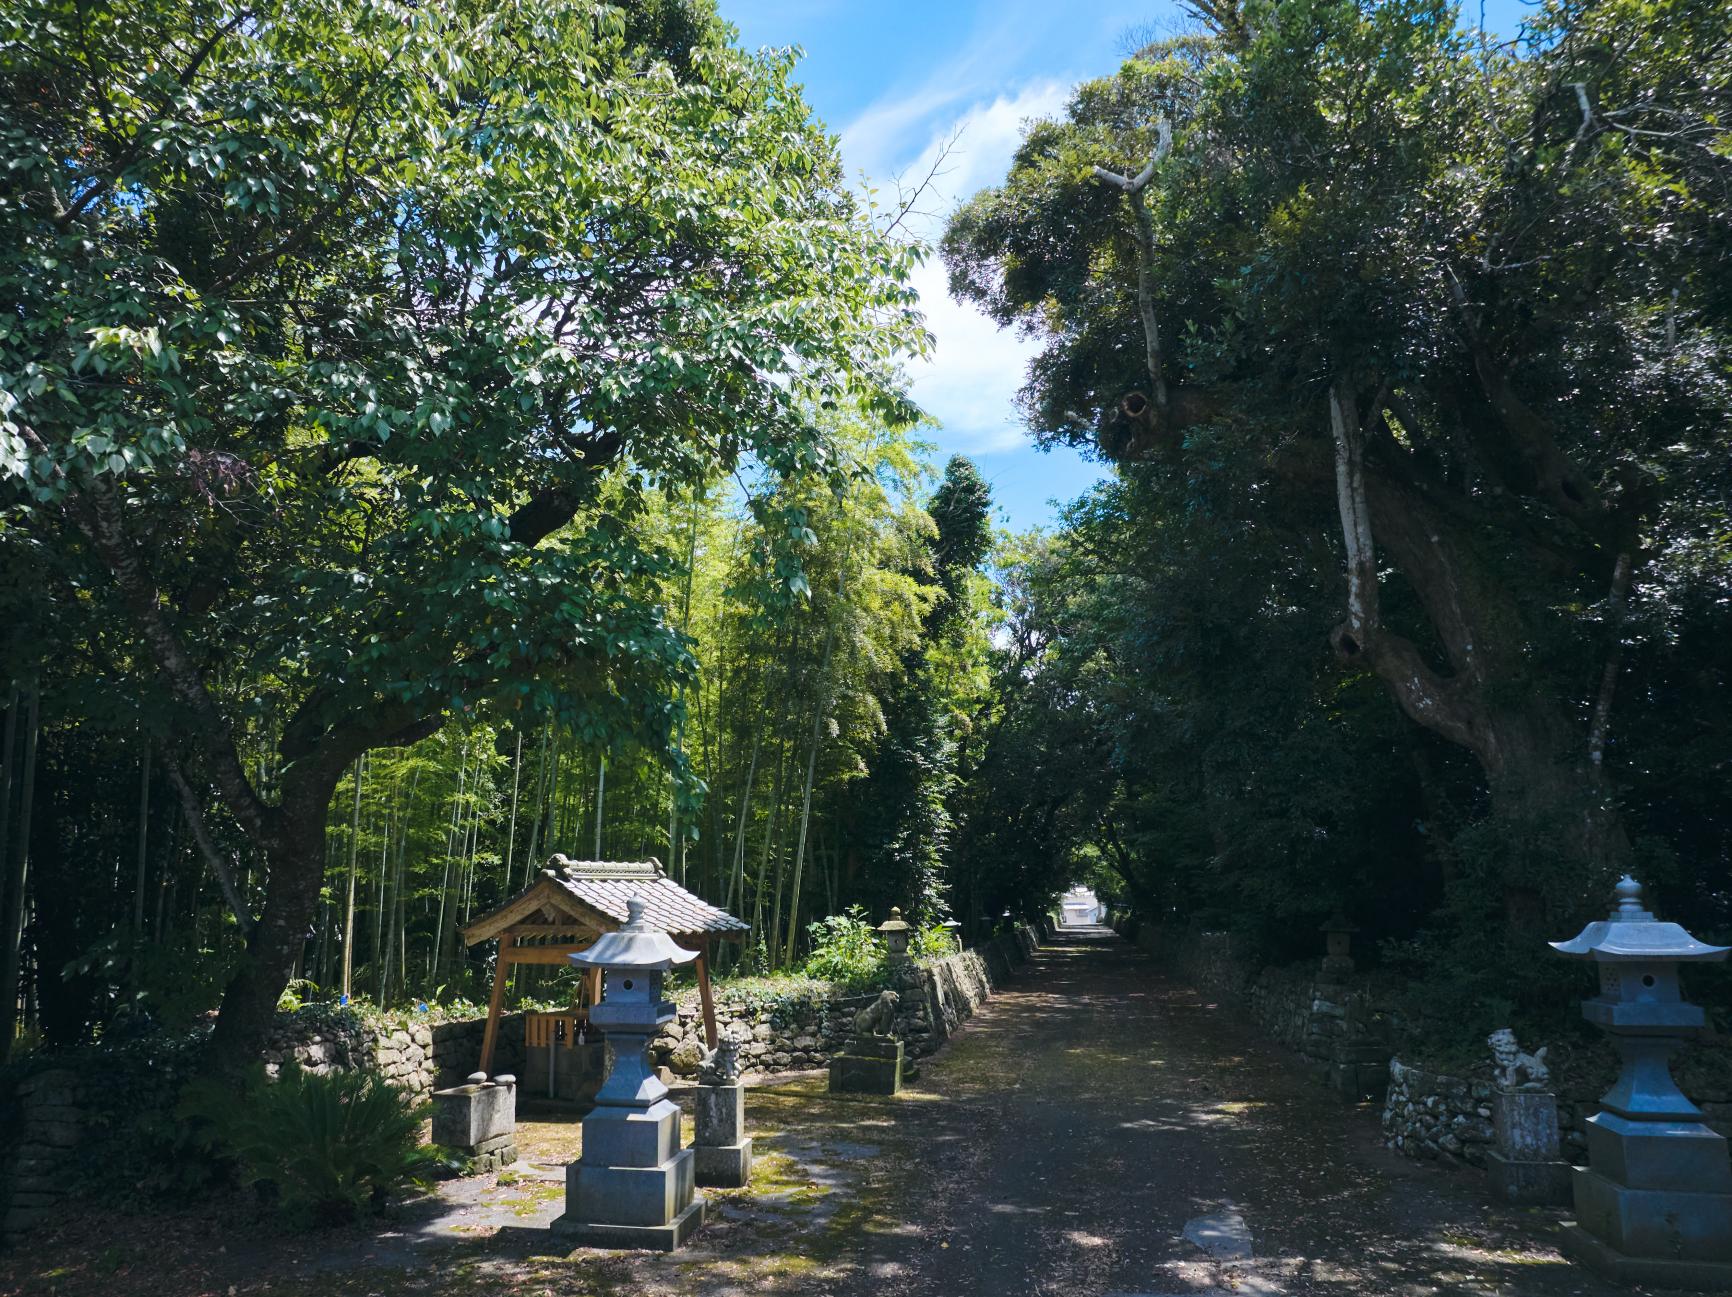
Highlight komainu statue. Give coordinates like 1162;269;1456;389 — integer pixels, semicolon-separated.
852;989;900;1039
1487;1028;1550;1091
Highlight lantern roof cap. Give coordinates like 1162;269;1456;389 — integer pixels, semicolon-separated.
1551;876;1729;963
1319;912;1358;934
877;907;912;935
569;896;700;972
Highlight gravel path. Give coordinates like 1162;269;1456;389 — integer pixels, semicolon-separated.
878;923;1649;1297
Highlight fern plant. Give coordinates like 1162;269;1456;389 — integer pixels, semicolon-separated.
184;1064;435;1226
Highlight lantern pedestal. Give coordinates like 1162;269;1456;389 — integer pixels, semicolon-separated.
829;1037;903;1096
692;1083;753;1188
551;1099;705;1251
1484;1090;1570;1206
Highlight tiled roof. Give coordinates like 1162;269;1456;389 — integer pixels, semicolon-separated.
462;856;748;944
547;857;749;938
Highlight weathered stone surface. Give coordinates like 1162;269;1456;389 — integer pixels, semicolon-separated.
693;1138;752;1188
692;1084;745;1148
431;1080;515;1151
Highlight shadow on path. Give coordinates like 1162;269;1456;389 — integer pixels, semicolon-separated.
882;923;1656;1297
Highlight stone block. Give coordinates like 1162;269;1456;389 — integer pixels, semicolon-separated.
1560;1221;1732;1293
829;1040;903;1096
579;1101;681;1169
1585;1112;1732;1192
1494;1090;1562;1162
693;1137;753;1188
1573;1166;1732;1262
430;1080;514;1151
567;1147;697;1228
1486;1149;1572;1205
550;1196;705;1252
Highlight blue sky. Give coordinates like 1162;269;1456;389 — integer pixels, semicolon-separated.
718;0;1532;531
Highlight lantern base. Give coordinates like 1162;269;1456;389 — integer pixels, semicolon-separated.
1570;1165;1732;1264
1559;1222;1732;1293
829;1038;904;1096
550;1195;707;1253
1485;1150;1571;1205
693;1137;754;1188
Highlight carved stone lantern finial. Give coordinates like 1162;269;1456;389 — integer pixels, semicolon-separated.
1550;875;1732;1287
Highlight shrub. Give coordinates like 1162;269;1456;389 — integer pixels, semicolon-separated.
801;906;888;990
185;1064;435;1226
910;922;959;960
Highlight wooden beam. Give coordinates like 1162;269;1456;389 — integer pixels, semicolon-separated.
479;933;513;1075
696;939;718;1049
504;945;593;965
585;964;602;1009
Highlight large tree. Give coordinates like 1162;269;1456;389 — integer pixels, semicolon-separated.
945;0;1732;928
1;0;922;1062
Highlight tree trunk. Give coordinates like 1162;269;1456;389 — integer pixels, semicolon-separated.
1328;382;1633;902
209;766;341;1063
0;689;39;1065
341;756;364;1000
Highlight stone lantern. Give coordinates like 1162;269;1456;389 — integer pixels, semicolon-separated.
877;907;912;962
1319;913;1358;980
1551;876;1731;1289
550;896;706;1251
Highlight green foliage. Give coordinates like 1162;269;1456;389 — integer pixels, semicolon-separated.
63;932;243;1035
184;1065;436;1227
943;0;1732;1021
0;0;927;1045
800;906;888;990
910;922;960;961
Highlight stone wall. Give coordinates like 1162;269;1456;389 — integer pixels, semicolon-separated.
651;927;1041;1079
262;1008;528;1103
1120;919;1393;1101
2;1069;81;1237
1380;1052;1732;1169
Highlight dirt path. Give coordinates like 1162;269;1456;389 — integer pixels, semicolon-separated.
1;927;1664;1297
877;924;1641;1297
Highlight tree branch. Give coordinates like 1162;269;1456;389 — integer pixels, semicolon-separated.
164;756;256;939
1093;118;1174;411
20;426;276;844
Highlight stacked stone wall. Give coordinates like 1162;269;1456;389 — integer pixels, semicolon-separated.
1380;1053;1732;1169
261;1010;528;1102
650;927;1039;1079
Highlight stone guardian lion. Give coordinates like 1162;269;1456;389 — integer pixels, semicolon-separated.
852;989;900;1039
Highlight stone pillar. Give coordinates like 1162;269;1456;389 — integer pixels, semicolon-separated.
1485;1090;1571;1205
691;1083;753;1188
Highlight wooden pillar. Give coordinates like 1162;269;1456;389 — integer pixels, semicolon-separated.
478;932;513;1075
695;938;719;1049
585;963;602;1010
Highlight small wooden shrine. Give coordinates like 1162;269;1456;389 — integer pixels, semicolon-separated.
462;855;749;1075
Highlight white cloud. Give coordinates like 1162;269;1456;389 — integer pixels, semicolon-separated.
840;80;1071;456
